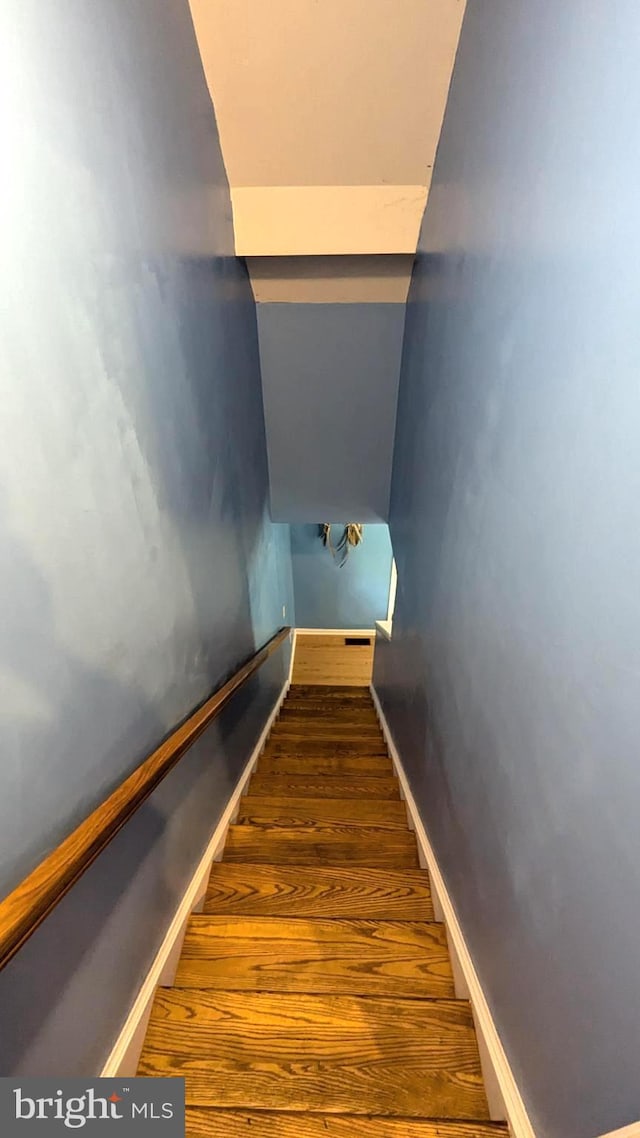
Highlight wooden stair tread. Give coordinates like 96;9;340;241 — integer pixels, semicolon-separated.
138;990;488;1117
272;723;383;739
136;682;495;1131
185;1111;508;1138
223;826;419;868
175;916;454;997
265;738;388;756
135;992;482;1115
237;796;408;829
289;685;372;695
204;864;434;918
285;699;374;709
269;734;386;747
278;707;380;720
248;775;401;799
258;755;393;776
279;708;380;720
235;819;408;838
282;701;373;710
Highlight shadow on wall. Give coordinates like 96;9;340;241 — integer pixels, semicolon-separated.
0;486;164;895
0;658;287;1077
0;480;290;1075
0;0;294;1078
290;523;393;629
0;0;294;895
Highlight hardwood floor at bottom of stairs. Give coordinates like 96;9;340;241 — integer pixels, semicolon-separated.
291;639;374;686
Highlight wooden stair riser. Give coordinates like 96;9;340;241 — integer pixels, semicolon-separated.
274;714;378;723
222;826;419;868
257;756;394;777
283;705;375;718
285;701;373;711
268;723;382;741
247;775;401;799
279;708;380;721
264;739;388;757
287;685;374;693
185;1111;508;1138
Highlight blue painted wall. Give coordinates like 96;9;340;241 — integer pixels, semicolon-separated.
374;3;640;1136
0;0;293;1073
258;303;405;522
291;524;392;629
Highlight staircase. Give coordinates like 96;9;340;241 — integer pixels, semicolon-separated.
138;684;507;1137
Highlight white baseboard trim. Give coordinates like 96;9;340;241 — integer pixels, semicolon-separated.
375;619;393;641
370;682;536;1138
294;628;376;637
100;674;290;1078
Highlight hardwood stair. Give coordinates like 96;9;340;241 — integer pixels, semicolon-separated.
246;773;402;799
236;795;409;828
137;684;506;1138
264;737;390;756
174;916;455;997
204;864;436;919
186;1115;506;1138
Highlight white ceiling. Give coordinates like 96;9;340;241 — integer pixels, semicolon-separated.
189;0;465;255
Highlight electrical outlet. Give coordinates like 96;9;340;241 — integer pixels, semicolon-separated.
282;605;286;619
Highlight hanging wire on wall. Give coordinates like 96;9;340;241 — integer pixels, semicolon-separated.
320;523;364;567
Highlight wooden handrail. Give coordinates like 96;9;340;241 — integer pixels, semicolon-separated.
0;626;291;972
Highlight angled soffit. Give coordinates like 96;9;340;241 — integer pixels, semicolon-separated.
189;0;466;256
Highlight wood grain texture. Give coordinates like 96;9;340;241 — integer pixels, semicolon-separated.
0;627;291;972
134;674;493;1131
175;916;454;997
271;705;375;723
271;723;384;739
286;682;371;691
279;708;380;723
138;990;488;1118
292;637;374;687
247;774;401;799
204;864;435;919
185;1111;508;1138
237;796;408;829
257;755;394;776
264;738;388;757
222;826;419;868
284;699;375;713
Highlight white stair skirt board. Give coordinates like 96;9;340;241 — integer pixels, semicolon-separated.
100;670;291;1079
370;683;536;1138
